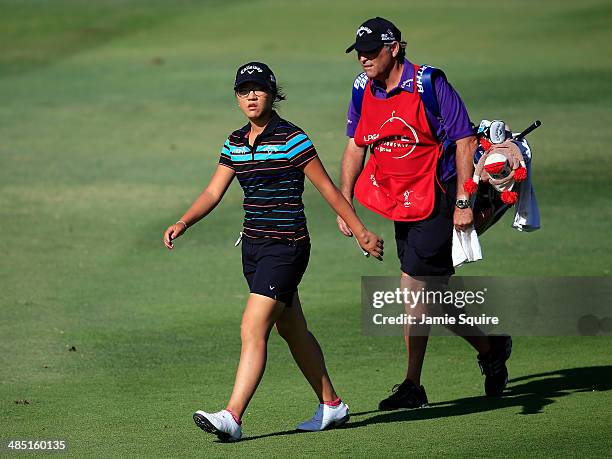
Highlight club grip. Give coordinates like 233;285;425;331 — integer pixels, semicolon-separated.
514;120;542;141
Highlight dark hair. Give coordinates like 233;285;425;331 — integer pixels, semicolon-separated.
271;85;286;110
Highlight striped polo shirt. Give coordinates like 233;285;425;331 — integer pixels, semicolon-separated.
218;112;318;245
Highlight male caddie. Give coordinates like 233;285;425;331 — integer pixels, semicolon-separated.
337;17;512;409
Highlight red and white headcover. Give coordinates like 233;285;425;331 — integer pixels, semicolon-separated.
464;141;528;205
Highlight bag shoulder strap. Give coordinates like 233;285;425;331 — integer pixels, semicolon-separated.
416;64;446;122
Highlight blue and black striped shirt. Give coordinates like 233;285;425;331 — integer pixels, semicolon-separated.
219;113;318;244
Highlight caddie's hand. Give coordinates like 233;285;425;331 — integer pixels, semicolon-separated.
357;229;384;261
336;215;353;237
163;222;187;249
453;207;474;232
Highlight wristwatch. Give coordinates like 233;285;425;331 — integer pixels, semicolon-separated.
455;198;471;209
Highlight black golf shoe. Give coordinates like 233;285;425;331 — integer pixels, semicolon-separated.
378;379;429;411
478;334;512;397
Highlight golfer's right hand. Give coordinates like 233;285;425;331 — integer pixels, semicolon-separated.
163;223;186;250
357;229;384;261
337;215;353;237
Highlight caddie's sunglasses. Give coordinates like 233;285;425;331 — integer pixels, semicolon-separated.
235;85;268;98
357;45;386;59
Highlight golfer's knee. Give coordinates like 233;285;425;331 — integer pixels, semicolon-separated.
240;320;269;344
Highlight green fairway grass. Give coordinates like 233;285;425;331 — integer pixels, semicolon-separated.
1;0;611;456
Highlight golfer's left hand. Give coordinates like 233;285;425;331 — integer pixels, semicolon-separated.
453;207;474;232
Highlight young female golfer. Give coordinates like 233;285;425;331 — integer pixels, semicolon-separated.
163;62;383;442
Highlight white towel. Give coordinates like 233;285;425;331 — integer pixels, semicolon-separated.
511;138;541;232
452;226;483;267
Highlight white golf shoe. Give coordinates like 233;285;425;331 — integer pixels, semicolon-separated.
193;409;242;442
296;401;350;431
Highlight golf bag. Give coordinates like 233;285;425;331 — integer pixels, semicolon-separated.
417;66;540;235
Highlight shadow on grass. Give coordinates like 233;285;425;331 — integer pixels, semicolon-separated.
237;365;611;442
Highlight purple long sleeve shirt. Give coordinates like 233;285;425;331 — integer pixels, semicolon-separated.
346;58;474;182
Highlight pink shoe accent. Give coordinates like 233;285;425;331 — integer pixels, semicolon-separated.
225;407;242;425
323;397;342;407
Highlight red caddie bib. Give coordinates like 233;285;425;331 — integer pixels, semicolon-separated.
354;65;443;221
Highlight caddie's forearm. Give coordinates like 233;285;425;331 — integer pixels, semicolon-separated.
340;141;366;202
179;189;221;228
455;136;477;198
339;157;361;201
